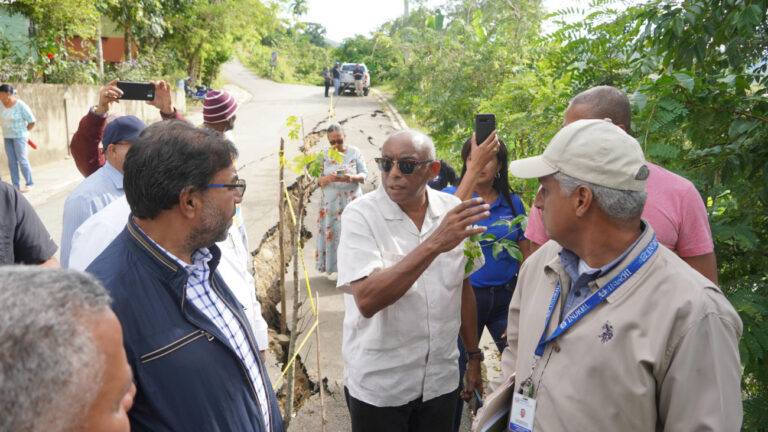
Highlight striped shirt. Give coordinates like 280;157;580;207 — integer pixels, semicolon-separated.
60;161;123;267
148;238;271;430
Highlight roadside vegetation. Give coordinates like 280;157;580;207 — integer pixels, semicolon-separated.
0;0;283;86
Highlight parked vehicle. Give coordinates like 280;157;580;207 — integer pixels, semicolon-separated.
339;63;370;96
183;77;211;100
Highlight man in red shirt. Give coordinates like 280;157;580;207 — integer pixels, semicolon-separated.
69;79;183;177
524;86;718;284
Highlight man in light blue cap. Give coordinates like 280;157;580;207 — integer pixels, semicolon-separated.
60;115;145;267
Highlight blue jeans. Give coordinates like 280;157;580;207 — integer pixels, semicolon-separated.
454;278;516;431
333;78;340;95
4;137;33;188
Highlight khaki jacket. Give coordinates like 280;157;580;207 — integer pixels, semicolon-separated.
498;225;743;431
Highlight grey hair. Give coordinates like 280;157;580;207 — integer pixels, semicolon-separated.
0;267;112;432
387;129;436;160
553;172;646;222
326;123;345;136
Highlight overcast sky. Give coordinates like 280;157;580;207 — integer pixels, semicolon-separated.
303;0;581;43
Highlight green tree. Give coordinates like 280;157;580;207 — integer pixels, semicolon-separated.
6;0;103;40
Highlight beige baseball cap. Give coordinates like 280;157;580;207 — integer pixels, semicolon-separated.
508;119;649;191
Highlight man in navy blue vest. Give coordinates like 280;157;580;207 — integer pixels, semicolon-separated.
87;119;283;432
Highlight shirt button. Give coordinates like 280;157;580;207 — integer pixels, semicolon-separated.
553;343;561;353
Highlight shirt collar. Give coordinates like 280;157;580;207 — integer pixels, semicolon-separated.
376;182;444;222
128;216;217;275
102;161;124;191
558;221;649;282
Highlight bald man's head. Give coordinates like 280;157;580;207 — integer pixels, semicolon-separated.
566;86;632;131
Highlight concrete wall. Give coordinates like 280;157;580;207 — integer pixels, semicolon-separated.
0;83;185;176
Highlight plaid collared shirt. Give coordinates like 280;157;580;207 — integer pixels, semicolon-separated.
148;237;271;430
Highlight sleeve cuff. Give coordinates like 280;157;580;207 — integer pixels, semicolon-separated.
89;106;108;118
160;108;177;119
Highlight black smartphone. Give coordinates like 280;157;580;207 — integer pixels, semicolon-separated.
116;81;155;101
475;113;496;145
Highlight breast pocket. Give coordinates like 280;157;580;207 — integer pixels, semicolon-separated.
139;329;214;364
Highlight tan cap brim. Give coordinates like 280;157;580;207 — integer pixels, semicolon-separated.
508;155;558;179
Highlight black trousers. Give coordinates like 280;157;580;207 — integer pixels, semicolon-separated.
324;81;331;97
345;386;459;432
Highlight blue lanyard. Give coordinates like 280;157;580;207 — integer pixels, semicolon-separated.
534;235;659;356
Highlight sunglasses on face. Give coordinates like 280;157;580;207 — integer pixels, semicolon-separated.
375;157;433;175
206;178;247;196
329;139;344;145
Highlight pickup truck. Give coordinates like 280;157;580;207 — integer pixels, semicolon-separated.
339;63;370;96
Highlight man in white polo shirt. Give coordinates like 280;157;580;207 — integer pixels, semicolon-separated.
337;129;491;431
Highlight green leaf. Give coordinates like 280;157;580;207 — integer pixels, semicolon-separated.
631;90;647;112
504;243;523;262
472;11;486;41
673;72;694;92
737;4;762;38
492;242;503;260
481;234;497;241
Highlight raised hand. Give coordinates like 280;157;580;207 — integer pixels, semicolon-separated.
94;78;122;115
427;197;489;253
147;80;174;115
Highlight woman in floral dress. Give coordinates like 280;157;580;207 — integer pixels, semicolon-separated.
315;123;367;273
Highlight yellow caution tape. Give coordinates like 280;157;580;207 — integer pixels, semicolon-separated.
272;318;319;390
282;183;317;315
298;242;316;315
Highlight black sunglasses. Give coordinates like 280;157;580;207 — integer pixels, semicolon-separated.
375;157;433;175
329;138;344;145
206;178;246;196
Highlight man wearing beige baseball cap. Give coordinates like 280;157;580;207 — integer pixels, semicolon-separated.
494;119;743;431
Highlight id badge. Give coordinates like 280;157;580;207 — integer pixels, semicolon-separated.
509;393;536;432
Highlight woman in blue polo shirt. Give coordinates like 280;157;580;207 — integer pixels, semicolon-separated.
443;132;529;428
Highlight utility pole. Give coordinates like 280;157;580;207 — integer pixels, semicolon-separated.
404;0;409;18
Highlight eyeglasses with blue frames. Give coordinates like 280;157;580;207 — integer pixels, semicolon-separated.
206;178;246;196
375;157;433;175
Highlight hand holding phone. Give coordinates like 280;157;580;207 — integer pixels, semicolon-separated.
475;113;496;146
116;81;155;101
336;169;349;181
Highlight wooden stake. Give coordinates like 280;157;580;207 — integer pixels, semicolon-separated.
279;138;287;335
285;178;306;427
315;292;327;432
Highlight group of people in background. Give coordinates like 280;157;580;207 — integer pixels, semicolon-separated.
322;61;366;97
0;82;744;432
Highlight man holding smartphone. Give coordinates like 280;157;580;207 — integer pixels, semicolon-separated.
61;79;182;267
70;79;182;177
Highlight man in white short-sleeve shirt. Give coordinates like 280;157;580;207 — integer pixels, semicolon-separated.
337;129;492;432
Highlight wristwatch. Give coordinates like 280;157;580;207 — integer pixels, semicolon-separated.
467;349;484;361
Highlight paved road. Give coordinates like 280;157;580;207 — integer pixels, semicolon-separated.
29;59;386;259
